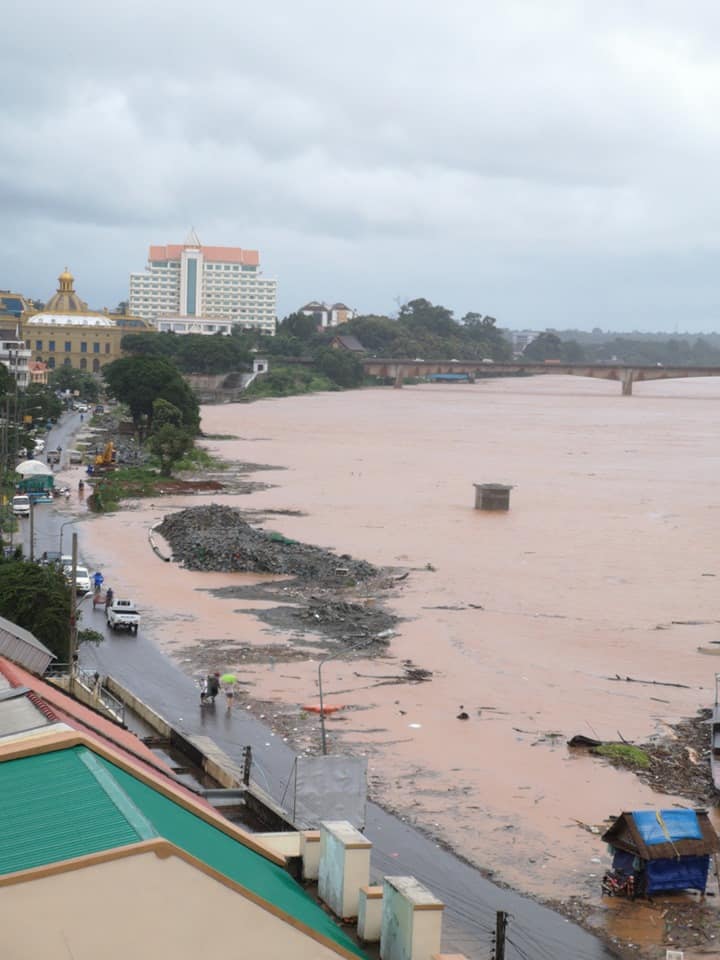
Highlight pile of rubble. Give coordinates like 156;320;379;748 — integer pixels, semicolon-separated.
637;710;715;804
157;504;379;584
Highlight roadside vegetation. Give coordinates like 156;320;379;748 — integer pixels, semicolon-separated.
0;553;101;660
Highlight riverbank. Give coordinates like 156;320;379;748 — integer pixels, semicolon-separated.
73;376;720;958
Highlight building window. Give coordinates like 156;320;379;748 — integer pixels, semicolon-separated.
64;341;71;352
81;342;87;353
92;358;100;372
80;358;87;371
105;343;110;354
63;358;71;367
35;340;43;351
93;343;100;354
48;341;55;352
48;357;55;369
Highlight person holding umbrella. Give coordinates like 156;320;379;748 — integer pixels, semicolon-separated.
220;673;237;711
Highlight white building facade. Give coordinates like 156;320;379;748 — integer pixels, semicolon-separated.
129;232;277;335
0;331;30;387
156;317;233;335
299;301;356;329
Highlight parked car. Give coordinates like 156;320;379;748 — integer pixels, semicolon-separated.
106;599;140;635
11;495;30;517
64;564;91;594
481;358;495;364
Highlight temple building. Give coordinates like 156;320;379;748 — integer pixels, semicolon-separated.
22;269;153;373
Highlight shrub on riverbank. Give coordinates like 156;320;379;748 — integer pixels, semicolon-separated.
243;365;339;398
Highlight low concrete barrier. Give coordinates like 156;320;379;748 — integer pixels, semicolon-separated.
104;676;172;737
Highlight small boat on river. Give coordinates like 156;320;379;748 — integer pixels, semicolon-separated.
712;674;720;790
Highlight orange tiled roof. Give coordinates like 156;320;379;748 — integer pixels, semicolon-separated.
149;245;259;266
0;657;206;804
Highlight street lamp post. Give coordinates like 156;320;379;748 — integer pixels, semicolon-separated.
317;638;373;756
69;532;79;688
59;520;75;556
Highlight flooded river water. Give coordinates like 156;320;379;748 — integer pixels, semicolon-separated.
81;374;720;912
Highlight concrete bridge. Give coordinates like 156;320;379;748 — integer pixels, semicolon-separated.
360;359;720;395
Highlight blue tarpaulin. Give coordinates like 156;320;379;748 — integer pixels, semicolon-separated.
646;856;710;894
632;809;702;845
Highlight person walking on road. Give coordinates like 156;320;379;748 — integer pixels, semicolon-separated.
220;673;237;712
93;570;104;595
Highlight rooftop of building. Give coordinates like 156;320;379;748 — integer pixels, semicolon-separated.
0;732;365;958
148;244;260;266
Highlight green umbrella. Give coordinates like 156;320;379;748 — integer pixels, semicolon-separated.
220;673;237;684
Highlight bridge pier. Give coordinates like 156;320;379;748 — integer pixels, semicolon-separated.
621;370;634;396
394;367;404;389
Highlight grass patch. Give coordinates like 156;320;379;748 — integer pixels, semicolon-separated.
592;743;651;769
173;445;228;472
88;466;164;513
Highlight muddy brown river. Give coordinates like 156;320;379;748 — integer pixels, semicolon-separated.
80;374;720;919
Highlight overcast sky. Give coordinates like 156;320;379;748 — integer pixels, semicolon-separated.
3;1;720;332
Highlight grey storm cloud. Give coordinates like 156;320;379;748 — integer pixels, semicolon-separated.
3;0;720;329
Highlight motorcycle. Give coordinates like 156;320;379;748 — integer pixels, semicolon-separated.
199;676;219;705
602;871;635;898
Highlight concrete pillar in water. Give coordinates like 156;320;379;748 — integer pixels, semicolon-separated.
621;369;634;396
393;366;404;389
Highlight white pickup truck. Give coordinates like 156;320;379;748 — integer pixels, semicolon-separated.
106;599;139;634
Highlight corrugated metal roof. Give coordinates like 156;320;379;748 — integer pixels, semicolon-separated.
0;616;55;675
0;747;143;876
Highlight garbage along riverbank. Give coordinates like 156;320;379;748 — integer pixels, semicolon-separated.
75;380;720;959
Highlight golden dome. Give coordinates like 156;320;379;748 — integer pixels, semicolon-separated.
44;267;89;314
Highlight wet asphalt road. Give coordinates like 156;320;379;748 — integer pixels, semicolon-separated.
22;415;620;960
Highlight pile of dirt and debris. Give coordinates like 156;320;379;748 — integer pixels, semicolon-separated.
636;710;715;804
243;595;398;646
157;504;379;583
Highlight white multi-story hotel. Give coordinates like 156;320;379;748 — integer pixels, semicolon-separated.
129;231;277;335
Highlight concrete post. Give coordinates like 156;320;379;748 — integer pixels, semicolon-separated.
621;369;634;396
380;876;444;960
318;820;372;920
393;366;404;389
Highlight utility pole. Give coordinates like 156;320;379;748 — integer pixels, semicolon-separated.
68;532;78;691
493;910;508;960
29;498;34;562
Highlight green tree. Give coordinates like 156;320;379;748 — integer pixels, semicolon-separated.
315;349;365;387
523;332;564;361
103;357;199;437
147;424;195;476
341;315;400;353
48;366;100;401
0;559;72;660
398;298;458;339
278;311;320;341
23;383;63;424
152;398;183;429
0;363;11;398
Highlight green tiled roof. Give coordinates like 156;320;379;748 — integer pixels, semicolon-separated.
0;747;365;958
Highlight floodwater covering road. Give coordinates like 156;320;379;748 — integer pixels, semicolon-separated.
19;411;621;960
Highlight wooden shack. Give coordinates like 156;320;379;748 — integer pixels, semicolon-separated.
602;809;719;896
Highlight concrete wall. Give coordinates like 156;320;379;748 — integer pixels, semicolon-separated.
0;849;346;960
